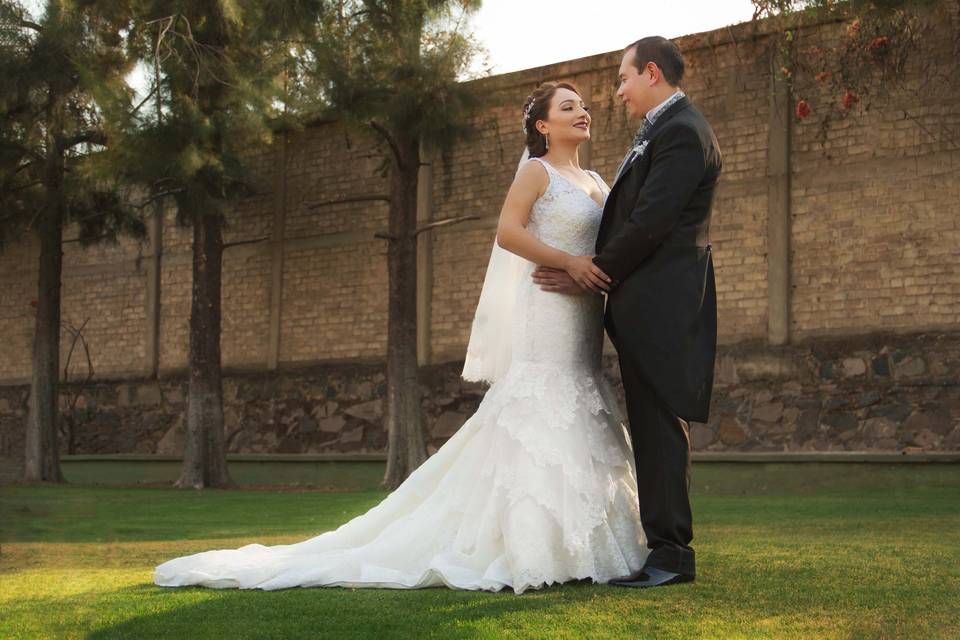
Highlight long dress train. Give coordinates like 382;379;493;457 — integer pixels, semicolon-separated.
154;157;648;594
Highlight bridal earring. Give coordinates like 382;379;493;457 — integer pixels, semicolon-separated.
545;132;550;150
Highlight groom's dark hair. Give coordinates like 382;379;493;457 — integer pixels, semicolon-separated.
627;36;684;86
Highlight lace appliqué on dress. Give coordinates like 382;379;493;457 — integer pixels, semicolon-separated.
153;158;648;595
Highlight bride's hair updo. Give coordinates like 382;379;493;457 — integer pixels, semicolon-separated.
521;81;581;158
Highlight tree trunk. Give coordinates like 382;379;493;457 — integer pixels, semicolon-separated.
175;211;235;489
23;102;67;484
23;200;66;483
382;135;427;490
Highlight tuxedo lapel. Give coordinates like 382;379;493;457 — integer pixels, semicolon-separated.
640;96;691;148
597;96;694;252
608;96;692;195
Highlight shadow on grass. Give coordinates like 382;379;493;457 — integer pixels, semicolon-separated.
79;566;956;640
5;532;958;640
3;470;960;638
86;581;611;640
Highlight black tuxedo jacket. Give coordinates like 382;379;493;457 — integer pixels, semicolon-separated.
593;96;722;423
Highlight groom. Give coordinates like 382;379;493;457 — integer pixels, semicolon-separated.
533;36;721;588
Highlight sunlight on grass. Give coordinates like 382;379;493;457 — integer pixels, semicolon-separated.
1;472;958;640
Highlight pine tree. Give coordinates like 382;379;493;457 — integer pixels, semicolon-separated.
0;0;144;482
110;0;323;488
303;0;484;489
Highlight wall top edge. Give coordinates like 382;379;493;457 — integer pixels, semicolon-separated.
297;9;852;133
464;10;852;93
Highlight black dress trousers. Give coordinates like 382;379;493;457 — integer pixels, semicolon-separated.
616;346;695;577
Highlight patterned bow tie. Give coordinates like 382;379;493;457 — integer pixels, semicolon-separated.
614;117;653;182
632;117;652;147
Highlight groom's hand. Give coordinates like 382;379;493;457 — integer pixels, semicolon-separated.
532;266;592;294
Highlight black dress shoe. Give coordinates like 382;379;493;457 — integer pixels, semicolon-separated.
608;566;695;589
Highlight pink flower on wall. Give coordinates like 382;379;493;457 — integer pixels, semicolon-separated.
796;99;812;119
841;91;860;110
869;36;890;52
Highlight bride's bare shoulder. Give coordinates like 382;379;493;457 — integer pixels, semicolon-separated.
509;158;549;197
516;157;548;179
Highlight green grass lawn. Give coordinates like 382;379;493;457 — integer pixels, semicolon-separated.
1;465;958;639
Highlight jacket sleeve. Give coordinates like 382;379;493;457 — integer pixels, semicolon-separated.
592;123;706;288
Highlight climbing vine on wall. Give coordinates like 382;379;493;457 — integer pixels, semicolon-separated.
752;0;959;146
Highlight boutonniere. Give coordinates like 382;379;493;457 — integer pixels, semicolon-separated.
633;140;649;158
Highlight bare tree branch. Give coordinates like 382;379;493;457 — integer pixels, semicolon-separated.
129;85;159;120
900;108;960;147
18;17;42;32
58;130;107;151
221;225;419;249
368;119;403;167
61;317;94;455
305;194;390;210
8;179;42;192
63;233;113;244
223;236;268;249
414;214;480;236
134;189;185;209
62;318;93;385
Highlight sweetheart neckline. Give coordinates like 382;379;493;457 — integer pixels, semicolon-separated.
533;158;606;208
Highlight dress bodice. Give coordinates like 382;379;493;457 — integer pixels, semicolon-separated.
511;158;610;374
526;157;607;255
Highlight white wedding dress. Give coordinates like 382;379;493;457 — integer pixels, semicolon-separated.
154;157;649;594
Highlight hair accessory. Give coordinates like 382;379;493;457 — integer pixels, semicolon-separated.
521;97;536;135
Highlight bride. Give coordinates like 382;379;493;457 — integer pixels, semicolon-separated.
154;82;649;594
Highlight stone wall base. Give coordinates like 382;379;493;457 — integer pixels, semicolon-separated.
1;332;958;472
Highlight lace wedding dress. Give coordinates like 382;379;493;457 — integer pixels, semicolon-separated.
154;157;649;594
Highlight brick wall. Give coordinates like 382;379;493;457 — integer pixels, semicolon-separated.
787;18;960;339
1;9;958;386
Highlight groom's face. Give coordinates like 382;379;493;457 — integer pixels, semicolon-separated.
616;47;653;120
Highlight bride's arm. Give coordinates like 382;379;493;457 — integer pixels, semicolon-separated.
496;162;611;292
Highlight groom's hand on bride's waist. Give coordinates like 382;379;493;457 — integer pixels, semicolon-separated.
532;266;606;295
532;266;579;294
